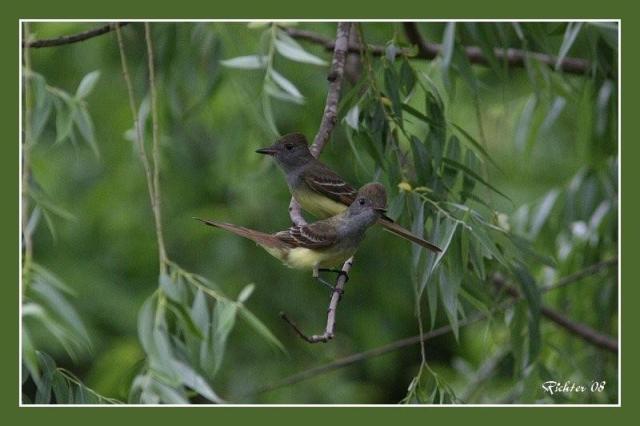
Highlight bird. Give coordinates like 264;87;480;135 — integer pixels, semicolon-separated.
255;132;442;252
195;183;389;288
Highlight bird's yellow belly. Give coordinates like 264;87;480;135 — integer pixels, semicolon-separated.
280;247;355;270
261;242;354;271
294;190;347;219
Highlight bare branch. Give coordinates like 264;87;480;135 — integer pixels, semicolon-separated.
402;22;438;59
262;314;486;396
285;25;592;76
283;22;353;343
250;258;617;395
21;23;34;274
24;22;130;49
287;22;352;228
144;23;168;271
281;258;353;343
116;24;168;273
541;305;618;353
309;22;352;156
493;259;618;354
540;258;618;292
287;198;306;228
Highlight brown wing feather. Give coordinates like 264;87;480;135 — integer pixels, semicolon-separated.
303;161;357;206
275;221;337;249
377;217;442;252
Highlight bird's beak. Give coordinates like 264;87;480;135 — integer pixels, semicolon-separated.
374;207;388;214
255;145;278;156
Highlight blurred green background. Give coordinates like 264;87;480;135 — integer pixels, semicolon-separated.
22;21;618;404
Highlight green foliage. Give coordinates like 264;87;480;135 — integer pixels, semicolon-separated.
25;69;100;155
25;352;121;404
128;262;283;404
222;24;328;134
22;262;90;385
401;364;458;404
333;21;617;403
21;21;618;405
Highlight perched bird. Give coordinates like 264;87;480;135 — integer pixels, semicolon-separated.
256;133;442;252
195;183;389;287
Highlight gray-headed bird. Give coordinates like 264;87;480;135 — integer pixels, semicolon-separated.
256;133;441;252
195;183;389;287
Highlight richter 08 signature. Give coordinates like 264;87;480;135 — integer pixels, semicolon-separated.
541;380;607;396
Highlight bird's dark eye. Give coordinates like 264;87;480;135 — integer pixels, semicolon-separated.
285;143;294;150
358;198;366;205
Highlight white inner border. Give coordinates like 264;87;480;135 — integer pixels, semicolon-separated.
18;18;622;408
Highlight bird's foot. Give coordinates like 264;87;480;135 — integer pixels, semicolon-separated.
315;276;336;291
314;276;345;300
318;268;350;283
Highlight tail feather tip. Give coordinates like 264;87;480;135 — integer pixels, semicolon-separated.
194;217;217;227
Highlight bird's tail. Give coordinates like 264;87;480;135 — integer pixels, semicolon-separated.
377;217;442;253
194;218;287;249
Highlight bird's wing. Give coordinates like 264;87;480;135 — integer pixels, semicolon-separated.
377;216;442;253
303;162;357;206
275;221;337;249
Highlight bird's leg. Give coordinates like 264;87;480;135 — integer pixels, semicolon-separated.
315;276;339;292
318;267;350;283
313;266;344;295
318;268;341;274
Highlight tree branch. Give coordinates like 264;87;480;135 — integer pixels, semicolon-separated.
259;313;487;396
540;258;618;292
493;260;618;354
281;258;353;343
402;22;439;59
144;23;168;272
541;305;618;353
285;25;592;76
309;22;352;156
283;22;353;343
250;258;616;396
21;23;33;270
116;24;168;274
23;22;130;48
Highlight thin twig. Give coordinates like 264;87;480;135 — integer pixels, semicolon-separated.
23;22;130;48
144;23;168;271
21;22;33;272
540;257;618;292
282;258;354;343
282;22;353;343
56;368;123;404
116;23;167;273
249;259;617;396
256;314;487;396
285;26;592;76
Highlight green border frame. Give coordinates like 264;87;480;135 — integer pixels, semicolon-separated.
2;0;633;422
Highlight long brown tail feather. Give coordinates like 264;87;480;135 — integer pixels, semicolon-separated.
194;218;287;249
377;217;442;252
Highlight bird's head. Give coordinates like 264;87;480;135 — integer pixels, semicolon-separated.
348;183;388;218
256;133;314;169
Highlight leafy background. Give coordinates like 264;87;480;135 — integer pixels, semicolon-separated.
21;21;618;404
